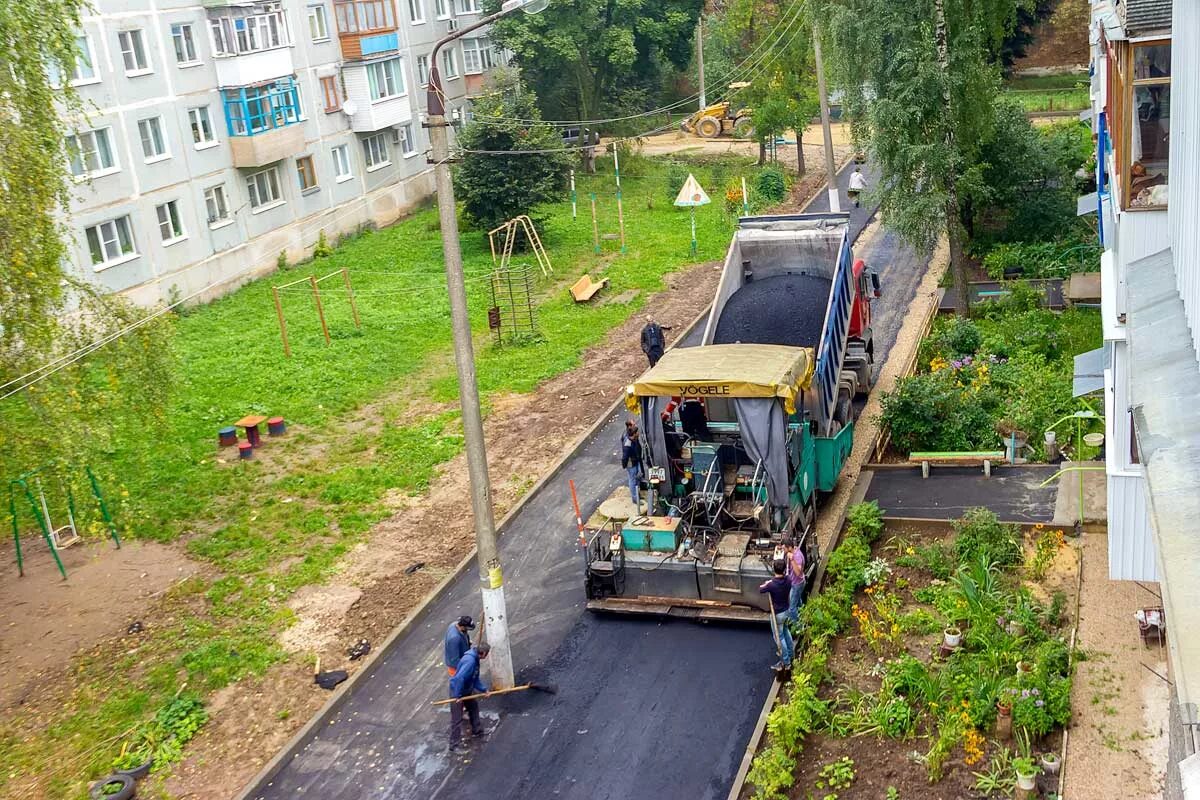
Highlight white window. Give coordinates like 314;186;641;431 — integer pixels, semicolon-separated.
362;133;390;170
396;123;416;156
238;12;287;52
332;144;353;180
155;200;186;242
367;57;405;101
137;117;168;160
171;23;199;64
441;47;458;79
188;107;216;146
204;184;230;224
66;128;116;177
308;5;330;41
85;216;136;268
246;167;283;209
416;54;429;86
462;37;492;74
209;18;233;56
408;0;425;23
459;0;479;13
118;29;150;73
53;35;98;85
434;0;452;18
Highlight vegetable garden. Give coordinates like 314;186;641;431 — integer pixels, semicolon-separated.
747;503;1078;800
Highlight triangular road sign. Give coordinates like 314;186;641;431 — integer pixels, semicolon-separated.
674;173;711;207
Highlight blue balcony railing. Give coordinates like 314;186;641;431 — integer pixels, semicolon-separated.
223;77;301;137
1097;111;1109;246
360;32;398;57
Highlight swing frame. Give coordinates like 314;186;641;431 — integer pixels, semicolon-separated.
9;464;121;579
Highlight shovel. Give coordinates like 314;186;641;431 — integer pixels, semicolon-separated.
431;683;557;706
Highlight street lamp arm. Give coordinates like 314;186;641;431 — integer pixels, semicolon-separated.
426;9;508;115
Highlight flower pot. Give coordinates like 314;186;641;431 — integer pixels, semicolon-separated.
943;627;962;648
1016;772;1038;791
1041;753;1061;775
994;703;1012;739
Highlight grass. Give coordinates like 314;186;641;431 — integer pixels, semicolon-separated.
1003;87;1090;114
1004;73;1088;92
0;153;779;798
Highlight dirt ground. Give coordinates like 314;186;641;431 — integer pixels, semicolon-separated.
0;538;198;710
633;120;854;177
1063;530;1168;799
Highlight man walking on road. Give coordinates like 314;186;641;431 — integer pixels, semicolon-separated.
443;615;474;676
621;422;643;510
448;642;491;751
759;563;793;671
848;167;868;208
640;318;666;367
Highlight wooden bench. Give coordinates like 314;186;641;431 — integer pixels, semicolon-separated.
570;274;608;302
908;450;1006;478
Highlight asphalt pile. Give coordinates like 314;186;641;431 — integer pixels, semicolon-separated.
712;273;832;348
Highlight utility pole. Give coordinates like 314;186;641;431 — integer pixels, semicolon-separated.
697;16;707;110
423;0;548;691
812;26;841;213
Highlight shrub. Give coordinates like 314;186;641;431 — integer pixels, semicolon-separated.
954;508;1022;567
755;164;787;204
276;250;288;270
933;317;983;358
666;162;689;200
881;371;996;454
847;501;884;542
313;229;333;258
747;744;794;800
826;534;871;592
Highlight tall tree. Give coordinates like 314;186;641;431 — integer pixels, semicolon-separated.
821;0;1026;314
454;70;573;231
486;0;703;122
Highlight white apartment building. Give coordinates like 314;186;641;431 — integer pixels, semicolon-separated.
1090;0;1200;795
61;0;504;306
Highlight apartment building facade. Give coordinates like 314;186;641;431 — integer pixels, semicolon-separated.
62;0;503;307
1090;0;1200;794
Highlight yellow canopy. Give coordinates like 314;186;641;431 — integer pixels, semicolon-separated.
625;343;815;415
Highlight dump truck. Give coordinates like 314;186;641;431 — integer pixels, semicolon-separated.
584;213;880;621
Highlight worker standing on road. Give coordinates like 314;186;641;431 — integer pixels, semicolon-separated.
621;422;643;510
448;642;491;751
785;538;806;623
640;318;666;366
443;615;474;676
759;563;793;671
848;167;868;208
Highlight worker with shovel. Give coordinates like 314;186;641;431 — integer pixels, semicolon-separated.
448;642;491;751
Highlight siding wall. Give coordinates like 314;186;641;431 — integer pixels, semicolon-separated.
1171;3;1200;363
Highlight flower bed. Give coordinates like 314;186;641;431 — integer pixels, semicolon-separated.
880;284;1102;461
746;503;1077;800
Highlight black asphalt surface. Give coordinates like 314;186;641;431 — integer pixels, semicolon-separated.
865;466;1060;523
713;274;832;347
249;160;922;800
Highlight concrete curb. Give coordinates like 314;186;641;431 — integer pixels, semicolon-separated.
235;300;715;800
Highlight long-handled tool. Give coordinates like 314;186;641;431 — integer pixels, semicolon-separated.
431;683;557;706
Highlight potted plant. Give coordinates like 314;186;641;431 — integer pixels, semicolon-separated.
1016;660;1033;678
1013;756;1040;791
943;626;962;648
1041;751;1061;775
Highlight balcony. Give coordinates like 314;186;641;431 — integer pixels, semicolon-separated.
223;78;305;168
342;61;413;133
209;8;294;87
215;46;294;88
334;0;400;61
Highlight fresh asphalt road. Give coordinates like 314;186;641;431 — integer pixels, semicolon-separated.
249;161;922;800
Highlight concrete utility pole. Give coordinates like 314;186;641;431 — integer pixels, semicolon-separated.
812;26;841;213
697;16;707;110
425;0;548;690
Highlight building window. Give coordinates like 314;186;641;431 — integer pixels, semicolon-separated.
333;0;396;34
171;23;199;64
296;155;319;191
416;54;429;86
241;13;287;51
362;132;390;170
462;37;492;74
320;75;341;112
396;123;415;156
66;128;116;177
408;0;425;23
223;78;301;135
188;106;216;146
367;57;405;101
118;29;150;73
332;143;353;180
459;0;479;13
434;0;452;19
137;117;168;160
246;167;282;209
155;200;186;242
85;216;136;268
204;184;230;224
441;47;458;79
308;4;330;41
1127;41;1170;209
209;18;233;55
51;35;98;85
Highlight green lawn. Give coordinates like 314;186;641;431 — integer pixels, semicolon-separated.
0;153;779;798
1004;73;1088;92
1003;87;1090;114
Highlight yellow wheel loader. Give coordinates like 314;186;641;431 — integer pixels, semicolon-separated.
680;83;754;139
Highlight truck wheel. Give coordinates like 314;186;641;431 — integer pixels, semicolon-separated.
834;392;852;425
733;117;755;139
696;116;722;138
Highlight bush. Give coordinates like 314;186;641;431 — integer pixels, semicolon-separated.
313;229;333;258
847;501;884;542
953;507;1022;567
755;164;787;204
826;533;871;591
666;162;689;201
881;370;996;454
931;317;983;359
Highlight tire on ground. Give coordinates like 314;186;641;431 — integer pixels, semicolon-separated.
733;117;754;139
90;775;135;800
696;116;722;138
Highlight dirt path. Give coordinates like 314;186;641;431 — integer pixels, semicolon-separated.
1063;530;1168;798
632;121;854;177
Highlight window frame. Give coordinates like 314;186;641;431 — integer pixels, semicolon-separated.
188;106;218;147
458;0;479;14
416;54;429;86
332;143;354;181
397;122;416;157
59;34;100;85
118;29;151;74
246;166;284;211
362;132;390;170
155;200;187;244
66;127;118;179
204;184;232;226
85;215;137;270
434;0;453;19
441;46;458;80
1123;38;1171;211
171;23;200;65
367;57;405;102
320;75;342;112
296;155;319;192
137;116;169;162
408;0;425;24
308;4;331;42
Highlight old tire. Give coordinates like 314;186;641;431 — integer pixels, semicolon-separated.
90;774;135;800
116;758;153;781
696;116;721;138
733;117;755;139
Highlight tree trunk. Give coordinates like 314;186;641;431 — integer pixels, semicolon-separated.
758;139;766;166
796;133;806;176
933;0;969;317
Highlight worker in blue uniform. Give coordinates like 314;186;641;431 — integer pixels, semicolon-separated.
443;615;474;676
448;642;491;750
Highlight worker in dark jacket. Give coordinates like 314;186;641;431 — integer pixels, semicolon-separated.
448;642;491;750
640;318;666;366
443;615;474;676
621;422;643;509
759;563;793;671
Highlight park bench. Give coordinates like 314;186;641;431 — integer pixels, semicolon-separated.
908;450;1007;478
